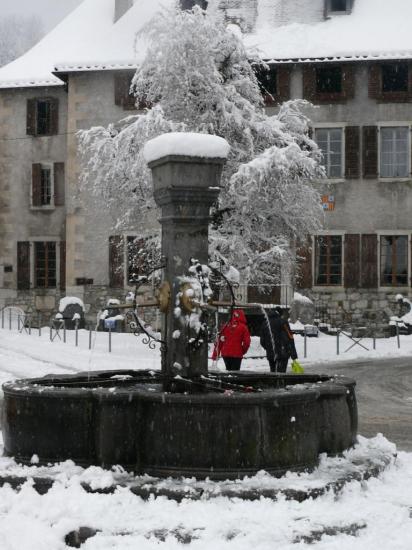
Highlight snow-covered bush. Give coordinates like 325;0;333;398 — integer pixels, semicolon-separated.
79;5;324;286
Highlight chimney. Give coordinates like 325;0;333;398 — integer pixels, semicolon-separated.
114;0;133;23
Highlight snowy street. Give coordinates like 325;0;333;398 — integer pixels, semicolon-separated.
0;327;411;549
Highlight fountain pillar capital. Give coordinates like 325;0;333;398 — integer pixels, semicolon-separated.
145;134;229;379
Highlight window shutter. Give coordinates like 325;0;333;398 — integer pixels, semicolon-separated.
32;164;42;207
49;98;59;135
342;65;355;100
60;241;66;291
411;237;412;287
114;73;125;106
17;242;31;290
109;235;124;288
114;73;135;110
302;66;316;102
344;234;360;288
363;126;378;178
345;126;360;178
277;67;291;103
368;64;381;99
54;162;65;206
26;99;36;136
360;234;378;288
408;62;412;100
296;238;312;289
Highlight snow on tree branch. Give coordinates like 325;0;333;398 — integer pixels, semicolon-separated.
78;4;324;284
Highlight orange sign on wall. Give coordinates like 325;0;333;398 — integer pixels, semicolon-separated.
321;195;335;211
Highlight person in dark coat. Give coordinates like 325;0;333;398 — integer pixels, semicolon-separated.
212;309;251;371
260;307;298;373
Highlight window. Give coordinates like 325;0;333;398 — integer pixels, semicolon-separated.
114;72;137;110
316;66;342;94
32;164;53;207
328;0;350;13
382;63;409;93
181;0;208;9
254;65;277;100
330;0;347;10
304;64;353;103
31;163;65;208
127;236;146;283
37;101;51;135
26;98;59;136
380;235;408;286
40;167;52;205
315;235;343;286
380;126;409;178
315;128;344;178
109;235;160;288
34;242;56;288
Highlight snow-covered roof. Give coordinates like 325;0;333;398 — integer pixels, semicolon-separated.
0;0;412;89
246;0;412;63
0;0;173;89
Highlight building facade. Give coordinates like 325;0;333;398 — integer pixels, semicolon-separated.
0;0;411;326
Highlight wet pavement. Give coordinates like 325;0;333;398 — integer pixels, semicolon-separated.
307;356;412;451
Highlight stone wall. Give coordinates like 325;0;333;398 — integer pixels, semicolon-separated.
300;288;405;334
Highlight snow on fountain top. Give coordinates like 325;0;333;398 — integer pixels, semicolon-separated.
143;132;230;164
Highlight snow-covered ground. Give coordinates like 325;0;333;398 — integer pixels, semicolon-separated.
0;327;412;549
0;434;410;549
0;325;411;387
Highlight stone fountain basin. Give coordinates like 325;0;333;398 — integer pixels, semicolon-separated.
2;370;357;480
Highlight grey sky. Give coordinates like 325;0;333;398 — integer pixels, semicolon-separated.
0;0;83;31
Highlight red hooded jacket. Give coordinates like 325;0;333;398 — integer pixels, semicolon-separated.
212;309;251;359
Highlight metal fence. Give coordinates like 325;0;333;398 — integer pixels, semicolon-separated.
0;306;115;353
0;306;406;359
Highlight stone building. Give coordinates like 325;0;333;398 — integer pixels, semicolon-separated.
0;0;411;326
242;0;412;326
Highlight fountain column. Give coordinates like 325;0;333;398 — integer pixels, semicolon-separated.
145;133;229;379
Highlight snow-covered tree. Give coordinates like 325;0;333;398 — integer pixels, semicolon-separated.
0;15;44;67
79;4;324;286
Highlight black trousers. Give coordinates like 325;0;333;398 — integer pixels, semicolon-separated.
268;357;289;373
223;357;242;371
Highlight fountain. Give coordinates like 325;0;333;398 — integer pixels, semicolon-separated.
2;133;357;480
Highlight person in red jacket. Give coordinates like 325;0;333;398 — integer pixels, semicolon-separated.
212;309;251;371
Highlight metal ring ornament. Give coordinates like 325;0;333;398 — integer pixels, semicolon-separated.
126;309;166;352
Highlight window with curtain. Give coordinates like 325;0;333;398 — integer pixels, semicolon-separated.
34;242;57;288
315;235;343;286
315;128;344;178
380;126;409;178
380;235;408;286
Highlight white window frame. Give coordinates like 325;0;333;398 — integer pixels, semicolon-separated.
29;237;61;290
377;230;410;289
378;122;411;181
313;123;346;181
312;231;345;290
30;162;55;210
